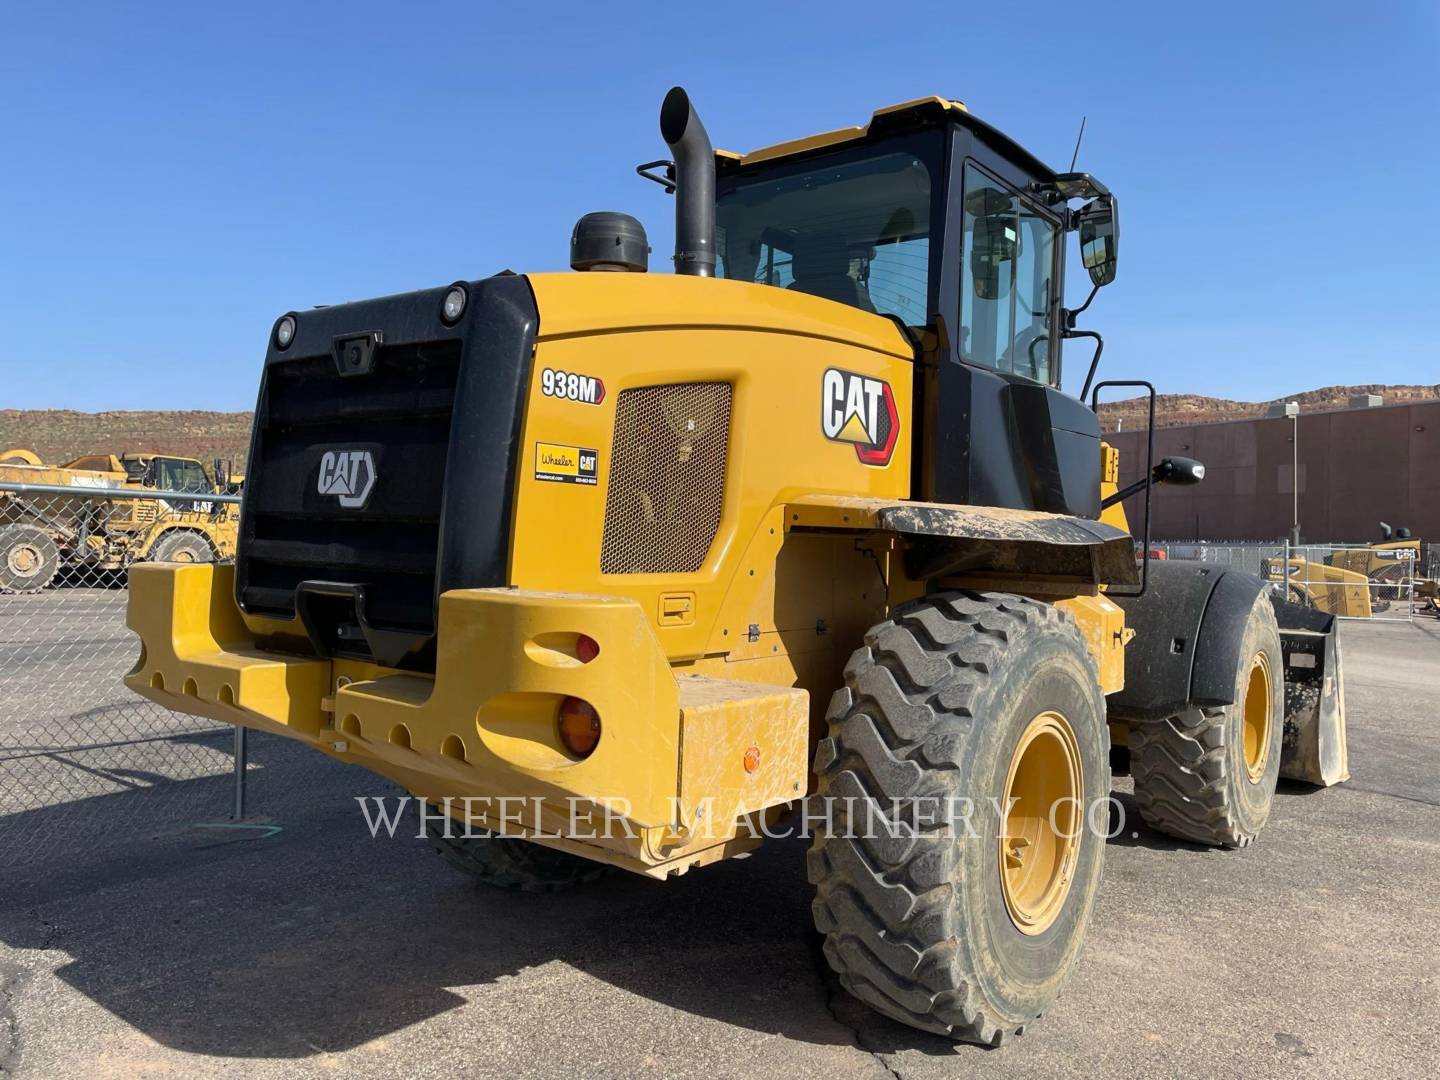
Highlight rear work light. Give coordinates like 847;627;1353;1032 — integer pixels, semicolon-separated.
558;696;601;758
440;283;467;324
274;314;296;350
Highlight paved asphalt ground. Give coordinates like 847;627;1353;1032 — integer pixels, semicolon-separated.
1;605;1437;1079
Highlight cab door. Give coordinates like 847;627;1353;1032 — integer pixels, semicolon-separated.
922;146;1100;517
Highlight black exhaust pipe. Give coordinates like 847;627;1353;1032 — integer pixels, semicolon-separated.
659;87;715;277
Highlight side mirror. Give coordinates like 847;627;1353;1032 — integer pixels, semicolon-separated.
1153;456;1204;486
1078;195;1118;287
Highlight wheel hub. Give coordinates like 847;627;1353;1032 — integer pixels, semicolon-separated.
1242;651;1273;782
999;710;1084;936
7;543;42;578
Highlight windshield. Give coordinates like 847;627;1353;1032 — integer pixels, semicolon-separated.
716;138;939;326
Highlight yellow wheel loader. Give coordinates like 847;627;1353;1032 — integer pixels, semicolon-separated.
0;449;240;592
125;89;1347;1044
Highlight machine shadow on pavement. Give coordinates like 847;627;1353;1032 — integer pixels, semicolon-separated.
0;734;1312;1064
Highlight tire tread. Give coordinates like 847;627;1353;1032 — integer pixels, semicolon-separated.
809;590;1104;1044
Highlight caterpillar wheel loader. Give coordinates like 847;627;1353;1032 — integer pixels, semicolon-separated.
125;88;1347;1045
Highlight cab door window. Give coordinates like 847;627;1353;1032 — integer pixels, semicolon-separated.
959;163;1058;383
156;458;209;493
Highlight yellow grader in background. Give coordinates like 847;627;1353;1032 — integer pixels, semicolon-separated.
126;89;1347;1044
0;448;240;593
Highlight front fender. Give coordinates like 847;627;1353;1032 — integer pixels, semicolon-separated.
1107;561;1267;721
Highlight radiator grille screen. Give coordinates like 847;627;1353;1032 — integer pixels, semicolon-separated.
601;383;732;574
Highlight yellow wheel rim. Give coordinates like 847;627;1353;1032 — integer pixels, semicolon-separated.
1242;651;1273;783
999;710;1084;936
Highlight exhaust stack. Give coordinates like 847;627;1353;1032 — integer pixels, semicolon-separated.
659;87;716;277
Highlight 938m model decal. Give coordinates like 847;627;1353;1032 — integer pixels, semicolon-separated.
541;367;606;405
821;368;899;466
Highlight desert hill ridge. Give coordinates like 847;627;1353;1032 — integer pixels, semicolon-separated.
5;384;1438;462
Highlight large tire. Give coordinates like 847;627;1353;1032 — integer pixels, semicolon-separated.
1128;591;1283;848
149;530;215;564
808;591;1109;1045
0;523;61;594
424;815;609;893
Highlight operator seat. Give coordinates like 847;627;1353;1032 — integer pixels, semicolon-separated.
787;232;875;312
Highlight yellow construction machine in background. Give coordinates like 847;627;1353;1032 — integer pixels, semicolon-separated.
0;448;241;593
1265;530;1423;618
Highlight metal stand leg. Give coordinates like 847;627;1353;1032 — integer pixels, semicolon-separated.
233;726;248;820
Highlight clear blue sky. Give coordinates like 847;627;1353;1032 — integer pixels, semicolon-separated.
2;1;1436;410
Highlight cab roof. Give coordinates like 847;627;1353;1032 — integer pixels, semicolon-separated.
715;96;1057;183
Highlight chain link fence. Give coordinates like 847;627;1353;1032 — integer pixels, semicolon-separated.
1150;538;1420;621
0;480;246;875
1147;539;1279;578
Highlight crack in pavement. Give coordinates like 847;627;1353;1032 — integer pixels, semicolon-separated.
0;905;61;1077
1333;783;1440;810
807;934;906;1080
0;960;26;1077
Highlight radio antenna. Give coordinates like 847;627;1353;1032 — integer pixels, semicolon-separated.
1068;115;1087;172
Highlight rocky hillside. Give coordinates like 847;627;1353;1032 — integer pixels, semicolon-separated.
0;410;253;467
5;384;1438;463
1096;384;1440;432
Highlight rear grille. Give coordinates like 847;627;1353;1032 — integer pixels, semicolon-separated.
239;339;461;635
601;383;732;574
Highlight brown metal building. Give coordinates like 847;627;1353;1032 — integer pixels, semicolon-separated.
1106;400;1440;543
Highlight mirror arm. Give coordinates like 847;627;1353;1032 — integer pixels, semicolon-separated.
1065;283;1100;328
1100;476;1149;512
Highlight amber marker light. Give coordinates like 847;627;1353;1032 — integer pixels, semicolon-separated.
558;696;601;758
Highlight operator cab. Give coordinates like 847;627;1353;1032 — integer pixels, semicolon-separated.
123;454;212;493
710;98;1119;517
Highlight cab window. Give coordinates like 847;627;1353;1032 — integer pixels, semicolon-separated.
155;458;209;493
716;141;938;327
959;163;1058;383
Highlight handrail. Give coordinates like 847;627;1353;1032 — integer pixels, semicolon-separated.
1091;379;1155;597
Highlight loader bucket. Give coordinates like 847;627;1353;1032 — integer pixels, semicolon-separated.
1270;595;1349;786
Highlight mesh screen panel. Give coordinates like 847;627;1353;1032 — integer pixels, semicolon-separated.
601;383;732;574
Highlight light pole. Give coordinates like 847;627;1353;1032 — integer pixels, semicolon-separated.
1285;401;1300;545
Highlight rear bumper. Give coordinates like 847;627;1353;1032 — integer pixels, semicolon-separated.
125;563;808;875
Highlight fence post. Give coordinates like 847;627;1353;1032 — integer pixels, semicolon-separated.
232;726;248;820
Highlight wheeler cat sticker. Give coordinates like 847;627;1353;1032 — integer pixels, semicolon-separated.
535;442;599;485
821;368;899;466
